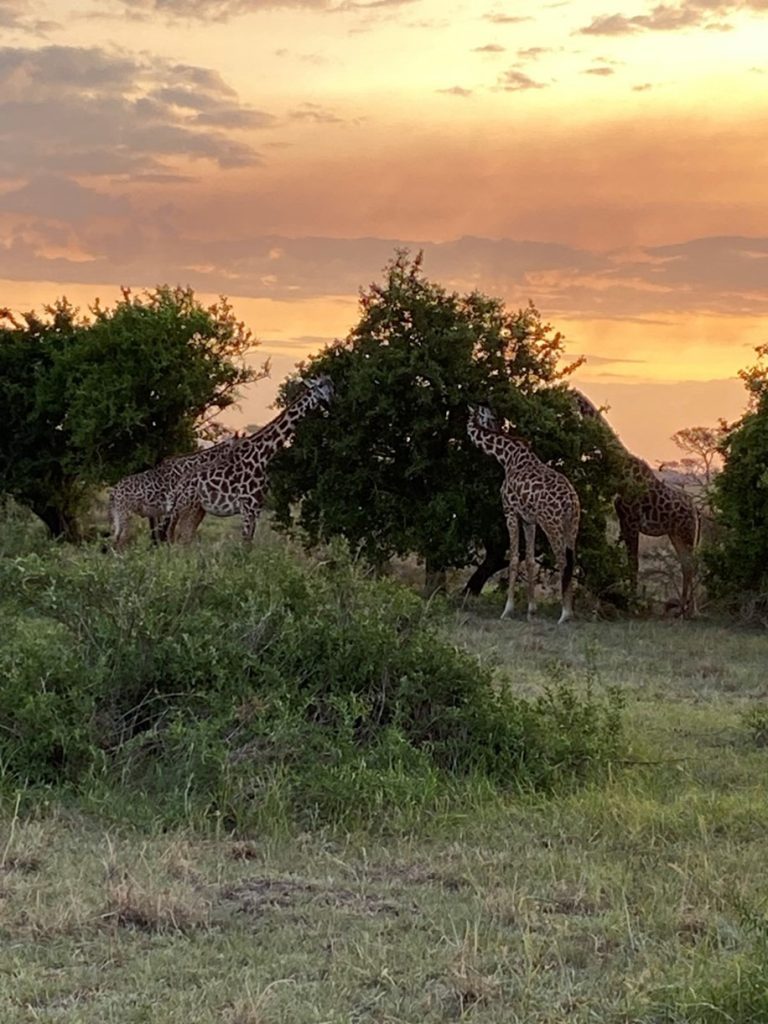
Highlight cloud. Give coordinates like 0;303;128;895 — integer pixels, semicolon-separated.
288;102;346;124
0;0;57;31
516;46;552;60
484;12;531;23
0;45;272;180
0;175;131;221
473;43;506;52
576;353;648;365
116;0;416;19
437;86;473;97
579;1;768;36
497;69;547;90
0;225;766;326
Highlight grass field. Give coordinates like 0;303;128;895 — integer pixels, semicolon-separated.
2;527;768;1023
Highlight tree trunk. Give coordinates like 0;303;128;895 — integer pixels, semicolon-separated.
462;538;509;596
30;501;83;543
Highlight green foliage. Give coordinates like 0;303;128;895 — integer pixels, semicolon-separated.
269;251;627;601
652;906;768;1024
0;535;624;831
742;705;768;748
653;966;768;1023
0;289;261;540
704;387;768;612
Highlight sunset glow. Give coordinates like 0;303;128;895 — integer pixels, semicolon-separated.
2;0;766;460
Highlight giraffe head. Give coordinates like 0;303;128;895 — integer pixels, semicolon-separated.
571;389;600;419
303;374;335;408
467;404;499;433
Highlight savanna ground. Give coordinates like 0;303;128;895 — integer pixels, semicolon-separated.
2;516;768;1023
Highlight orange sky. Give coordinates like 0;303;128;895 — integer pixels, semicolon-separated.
1;0;766;460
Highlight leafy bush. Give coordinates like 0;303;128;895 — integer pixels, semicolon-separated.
704;350;768;620
0;538;624;830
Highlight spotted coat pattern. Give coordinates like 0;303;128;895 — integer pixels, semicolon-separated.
167;376;334;543
467;405;580;624
108;440;234;551
572;390;699;614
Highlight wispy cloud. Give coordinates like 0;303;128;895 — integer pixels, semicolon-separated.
579;1;768;36
437;85;473;97
116;0;416;19
497;68;547;90
0;0;57;31
288;101;346;124
484;12;531;24
516;46;552;60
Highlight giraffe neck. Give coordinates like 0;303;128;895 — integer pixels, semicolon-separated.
468;420;533;473
575;392;656;484
241;389;317;459
576;394;631;454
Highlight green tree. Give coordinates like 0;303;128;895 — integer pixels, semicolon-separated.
270;252;626;602
705;345;768;606
0;287;264;540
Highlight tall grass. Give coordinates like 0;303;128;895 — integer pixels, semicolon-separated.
0;531;623;832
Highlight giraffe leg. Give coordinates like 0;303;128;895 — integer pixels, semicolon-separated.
621;521;640;598
522;520;537;620
541;526;573;624
172;503;200;544
670;534;696;617
175;503;205;544
501;515;520;620
240;505;260;544
148;516;163;545
558;543;576;625
111;504;130;552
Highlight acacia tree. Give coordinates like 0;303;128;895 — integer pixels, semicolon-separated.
0;287;264;540
270;252;627;601
670;425;727;485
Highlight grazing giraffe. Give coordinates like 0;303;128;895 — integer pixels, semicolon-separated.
167;375;335;543
467;405;580;624
572;390;700;615
108;439;235;551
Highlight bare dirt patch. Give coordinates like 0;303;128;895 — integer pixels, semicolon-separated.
222;876;408;918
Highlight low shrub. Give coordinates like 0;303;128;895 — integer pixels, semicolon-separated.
0;538;624;830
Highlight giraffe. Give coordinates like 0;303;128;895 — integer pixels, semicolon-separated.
167;375;335;543
467;405;580;624
108;439;235;551
571;390;700;615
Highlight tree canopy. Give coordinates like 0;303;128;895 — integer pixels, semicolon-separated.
670;425;727;486
0;287;263;540
705;345;768;606
270;252;626;601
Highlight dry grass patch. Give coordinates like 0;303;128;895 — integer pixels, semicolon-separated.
1;613;768;1022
